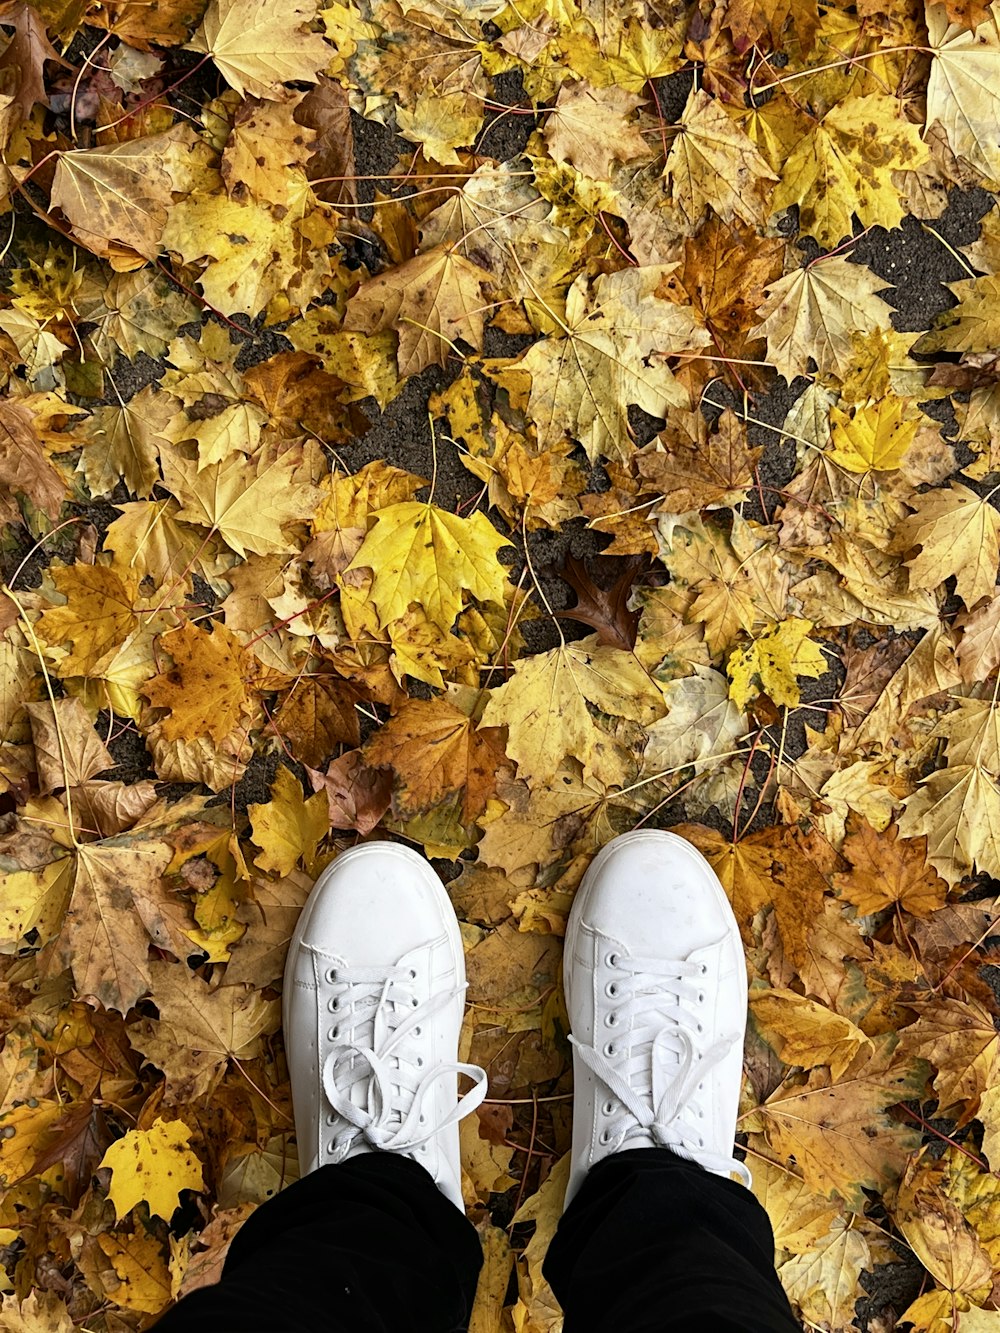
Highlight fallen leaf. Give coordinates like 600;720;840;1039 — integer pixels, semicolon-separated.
364;696;507;822
750;1038;924;1207
832;815;949;917
480;636;665;787
132;962;279;1102
543;79;650;181
665;87;778;225
247;764;327;877
344;247;491;377
188;0;331;100
345;501;512;633
100;1118;204;1221
142;619;254;747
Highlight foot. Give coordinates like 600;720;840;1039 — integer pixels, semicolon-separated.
283;841;487;1209
563;830;750;1206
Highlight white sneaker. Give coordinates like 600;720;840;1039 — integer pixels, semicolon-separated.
563;829;750;1206
283;841;488;1209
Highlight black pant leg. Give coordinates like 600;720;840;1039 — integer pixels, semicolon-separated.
543;1148;799;1333
154;1154;483;1333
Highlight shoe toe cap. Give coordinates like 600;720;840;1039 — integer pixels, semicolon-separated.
295;843;453;967
573;831;736;960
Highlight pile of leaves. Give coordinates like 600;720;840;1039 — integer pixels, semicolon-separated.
2;0;1000;1326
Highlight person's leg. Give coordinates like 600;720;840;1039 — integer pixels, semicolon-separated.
544;1147;799;1332
155;1154;483;1333
548;830;798;1333
155;842;488;1331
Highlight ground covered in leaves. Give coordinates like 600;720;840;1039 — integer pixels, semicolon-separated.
2;0;1000;1329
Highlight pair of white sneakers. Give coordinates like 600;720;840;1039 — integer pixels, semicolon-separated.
282;830;750;1210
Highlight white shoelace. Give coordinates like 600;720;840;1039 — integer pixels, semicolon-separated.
319;963;487;1162
570;953;751;1186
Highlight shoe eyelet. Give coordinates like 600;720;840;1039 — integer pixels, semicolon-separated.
605;951;618;968
409;968;417;979
411;997;419;1008
698;1083;704;1092
698;1138;704;1148
327;1113;336;1126
605;981;618;998
414;1026;421;1036
327;1141;336;1154
699;963;707;976
328;997;339;1012
416;1056;424;1067
605;1012;617;1027
698;1109;704;1119
697;993;705;1005
326;968;337;983
604;1041;615;1056
599;1129;611;1145
328;1027;338;1040
603;1100;614;1115
419;1114;426;1124
696;1023;703;1033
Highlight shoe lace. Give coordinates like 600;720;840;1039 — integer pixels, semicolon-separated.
320;964;487;1163
570;953;751;1186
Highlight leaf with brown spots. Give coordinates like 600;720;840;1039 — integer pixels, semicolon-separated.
364;696;508;822
142;619;255;747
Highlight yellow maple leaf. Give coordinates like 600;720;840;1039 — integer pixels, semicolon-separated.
665;88;778;226
895;1149;995;1316
142;619;255;746
160;444;318;558
510;1154;569;1333
44;840;174;1014
0;1290;75;1331
777;1218;871;1333
345;500;512;633
926;2;1000;182
916;274;1000;357
162;182;340;319
480;637;665;787
727;618;827;708
396;88;484;167
750;1157;841;1256
826;397;919;473
50;129;192;267
751;254;895;384
78;387;172;500
891;480;1000;609
749;1038;924;1208
221;92;316;206
518;265;709;463
35;563;140;678
772;94;928;247
248;763;328;877
750;987;873;1081
100;1118;204;1221
188;0;331;100
542;79;650;181
130;961;279;1103
343;246;492;378
98;1228;172;1315
0;857;73;951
